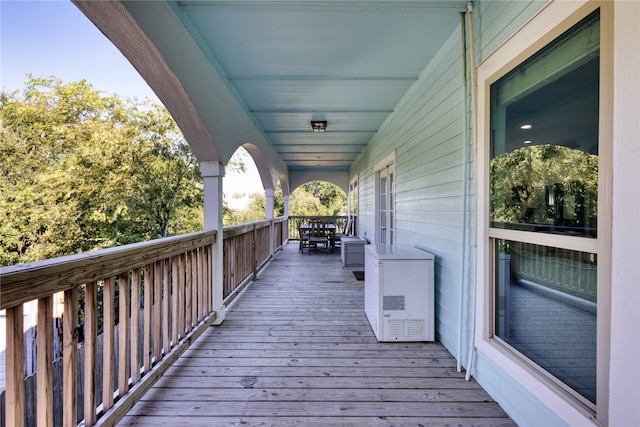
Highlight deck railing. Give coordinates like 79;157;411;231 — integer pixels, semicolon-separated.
222;217;286;303
287;215;355;241
0;217;287;427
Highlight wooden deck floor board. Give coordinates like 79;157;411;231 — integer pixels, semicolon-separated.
118;243;514;426
138;387;496;403
125;400;508;418
173;357;456;369
118;416;516;427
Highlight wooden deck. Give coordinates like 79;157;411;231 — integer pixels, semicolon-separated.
119;243;515;426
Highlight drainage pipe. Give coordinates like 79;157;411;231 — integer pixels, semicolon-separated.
464;0;478;382
456;10;469;373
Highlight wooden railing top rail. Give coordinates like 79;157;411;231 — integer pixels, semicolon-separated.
223;217;285;239
0;230;217;310
289;215;350;221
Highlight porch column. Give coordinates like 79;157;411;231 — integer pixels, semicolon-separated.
283;194;290;242
283;194;290;217
265;188;275;255
201;161;226;325
265;188;274;220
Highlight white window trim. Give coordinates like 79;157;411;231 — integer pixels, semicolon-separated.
374;151;395;245
374;151;395;173
348;175;359;219
474;1;612;425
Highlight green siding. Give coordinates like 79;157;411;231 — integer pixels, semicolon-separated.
474;353;569;427
351;0;574;425
475;0;547;63
353;20;470;357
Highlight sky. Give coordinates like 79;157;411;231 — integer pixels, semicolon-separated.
0;0;262;197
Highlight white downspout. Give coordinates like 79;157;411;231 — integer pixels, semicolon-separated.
465;0;478;382
457;10;469;373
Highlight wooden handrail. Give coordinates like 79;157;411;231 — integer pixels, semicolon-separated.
0;230;217;310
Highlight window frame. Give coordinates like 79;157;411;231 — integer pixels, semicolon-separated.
349;176;359;218
474;1;612;424
374;151;395;245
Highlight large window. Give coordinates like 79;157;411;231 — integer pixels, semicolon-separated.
489;11;600;408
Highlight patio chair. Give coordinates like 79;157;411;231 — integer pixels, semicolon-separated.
298;220;311;253
308;218;330;254
332;218;352;250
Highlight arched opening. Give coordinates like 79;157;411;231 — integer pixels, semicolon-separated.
222;147;266;225
289;180;347;217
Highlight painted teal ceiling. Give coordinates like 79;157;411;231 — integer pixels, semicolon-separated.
76;1;467;176
170;1;466;171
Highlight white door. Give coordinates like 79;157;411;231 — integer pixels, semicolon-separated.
377;163;395;244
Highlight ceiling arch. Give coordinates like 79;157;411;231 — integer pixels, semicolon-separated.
74;0;467;191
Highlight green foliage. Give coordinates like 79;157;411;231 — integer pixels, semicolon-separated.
0;76;203;266
223;179;346;226
294;181;346;216
226;147;248;174
490;144;598;229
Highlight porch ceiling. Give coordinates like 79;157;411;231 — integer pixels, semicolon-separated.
77;1;466;176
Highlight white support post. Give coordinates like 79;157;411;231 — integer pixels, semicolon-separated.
283;195;290;218
265;188;274;255
265;188;274;220
201;161;226;325
284;194;290;241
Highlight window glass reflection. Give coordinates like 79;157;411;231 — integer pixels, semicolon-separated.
495;239;597;403
489;12;599;237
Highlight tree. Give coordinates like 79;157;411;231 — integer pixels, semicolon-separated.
0;76;203;266
294;181;346;216
222;179;347;226
125;103;203;240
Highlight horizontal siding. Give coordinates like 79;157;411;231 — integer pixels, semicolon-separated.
353;16;472;367
474;353;566;427
474;0;548;64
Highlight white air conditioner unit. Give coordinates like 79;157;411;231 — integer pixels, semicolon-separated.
364;244;435;342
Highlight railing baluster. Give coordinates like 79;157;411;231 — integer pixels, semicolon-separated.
84;282;97;426
205;245;212;314
199;247;206;320
153;261;162;362
6;304;24;427
163;258;171;353
63;288;78;427
185;251;192;331
37;295;54;426
118;271;130;397
191;250;198;324
171;256;179;345
131;268;141;385
143;264;152;373
178;253;185;339
103;276;115;411
252;224;258;280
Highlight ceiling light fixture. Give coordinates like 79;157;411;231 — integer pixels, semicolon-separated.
524;140;532;144
311;121;327;133
520;124;533;130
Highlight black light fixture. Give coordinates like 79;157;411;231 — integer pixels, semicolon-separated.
311;120;327;133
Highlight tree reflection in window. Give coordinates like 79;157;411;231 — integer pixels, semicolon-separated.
490;144;598;237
